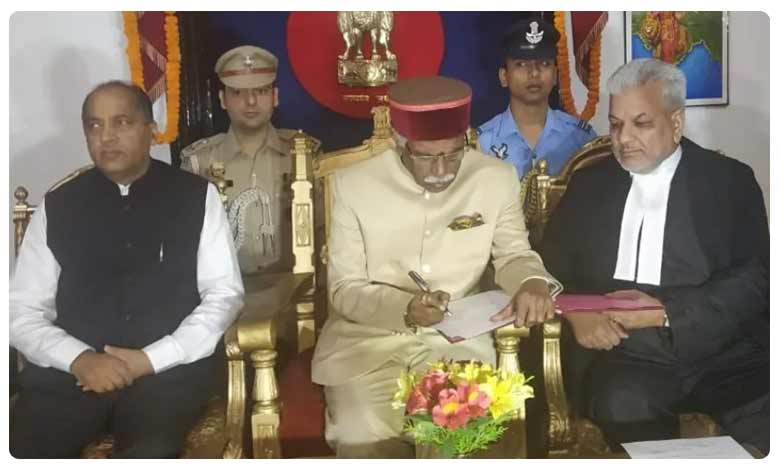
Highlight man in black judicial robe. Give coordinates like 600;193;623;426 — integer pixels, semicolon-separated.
541;59;769;454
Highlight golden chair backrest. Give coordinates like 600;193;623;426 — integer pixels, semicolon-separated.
314;106;396;250
285;106;396;352
520;135;613;245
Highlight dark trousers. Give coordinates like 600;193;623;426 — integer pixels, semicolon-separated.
585;337;769;454
10;356;215;459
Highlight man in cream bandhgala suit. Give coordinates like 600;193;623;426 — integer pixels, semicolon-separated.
311;76;561;458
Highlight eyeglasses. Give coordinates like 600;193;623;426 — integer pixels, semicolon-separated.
404;144;465;164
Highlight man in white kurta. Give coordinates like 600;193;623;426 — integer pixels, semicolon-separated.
311;76;561;458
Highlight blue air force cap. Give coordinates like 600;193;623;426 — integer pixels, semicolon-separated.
501;19;560;61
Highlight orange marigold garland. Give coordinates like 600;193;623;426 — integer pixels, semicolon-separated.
121;11;181;144
554;11;602;122
157;12;181;144
122;12;144;87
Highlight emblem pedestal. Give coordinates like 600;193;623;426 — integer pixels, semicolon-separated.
337;58;398;87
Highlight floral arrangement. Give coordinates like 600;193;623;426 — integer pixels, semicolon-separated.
392;360;534;458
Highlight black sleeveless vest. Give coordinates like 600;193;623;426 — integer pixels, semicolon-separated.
45;159;207;351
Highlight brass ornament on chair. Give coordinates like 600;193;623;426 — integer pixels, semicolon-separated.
337;12;398;87
290;132;316;274
208;162;234;210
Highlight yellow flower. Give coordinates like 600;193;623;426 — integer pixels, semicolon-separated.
478;371;534;419
429;360;448;372
478;362;494;382
454;360;494;385
392;369;418;410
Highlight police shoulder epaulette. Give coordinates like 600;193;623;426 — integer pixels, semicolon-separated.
577;119;593;132
477;117;497;135
180;133;225;158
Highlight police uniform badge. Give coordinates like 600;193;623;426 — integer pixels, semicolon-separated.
448;213;485;231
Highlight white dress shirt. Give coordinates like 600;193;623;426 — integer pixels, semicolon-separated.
613;146;682;286
10;183;244;374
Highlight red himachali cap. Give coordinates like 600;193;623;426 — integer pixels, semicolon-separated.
388;76;472;141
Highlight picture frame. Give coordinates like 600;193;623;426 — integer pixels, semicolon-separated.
625;11;729;106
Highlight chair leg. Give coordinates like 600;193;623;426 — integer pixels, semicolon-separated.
250;349;281;458
541;319;610;457
223;328;246;459
541;319;576;455
495;325;531;458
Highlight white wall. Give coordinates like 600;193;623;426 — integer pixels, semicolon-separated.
569;11;770;212
9;12;171;264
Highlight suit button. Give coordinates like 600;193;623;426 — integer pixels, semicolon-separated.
125;242;133;249
421;264;431;274
424;230;431;237
122;204;131;212
125;314;132;321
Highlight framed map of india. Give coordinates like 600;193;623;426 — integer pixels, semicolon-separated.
625;12;728;106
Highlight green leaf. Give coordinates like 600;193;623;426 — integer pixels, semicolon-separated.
407;414;433;425
440;438;456;458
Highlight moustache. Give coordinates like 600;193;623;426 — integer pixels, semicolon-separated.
618;146;642;155
423;174;456;184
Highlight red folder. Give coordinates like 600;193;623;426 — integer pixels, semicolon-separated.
555;294;661;314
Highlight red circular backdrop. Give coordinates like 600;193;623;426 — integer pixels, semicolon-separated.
287;12;445;119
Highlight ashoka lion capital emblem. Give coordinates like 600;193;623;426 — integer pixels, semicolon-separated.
337;11;398;87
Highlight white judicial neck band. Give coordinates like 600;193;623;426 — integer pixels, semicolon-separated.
613;146;682;286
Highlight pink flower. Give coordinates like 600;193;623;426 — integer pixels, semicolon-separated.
406;389;429;414
419;370;448;400
432;389;471;429
457;382;490;418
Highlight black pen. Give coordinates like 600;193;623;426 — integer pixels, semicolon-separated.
408;270;453;317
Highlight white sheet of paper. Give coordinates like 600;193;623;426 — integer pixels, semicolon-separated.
431;290;513;342
622;436;753;459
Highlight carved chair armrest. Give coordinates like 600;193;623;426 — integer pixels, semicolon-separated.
239;272;315;350
227;315;282;459
232;272;314;459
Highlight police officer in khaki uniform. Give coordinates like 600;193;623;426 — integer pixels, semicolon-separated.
181;46;318;274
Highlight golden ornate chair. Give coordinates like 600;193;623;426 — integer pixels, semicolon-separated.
11;158;286;458
239;106;538;458
519;135;720;458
